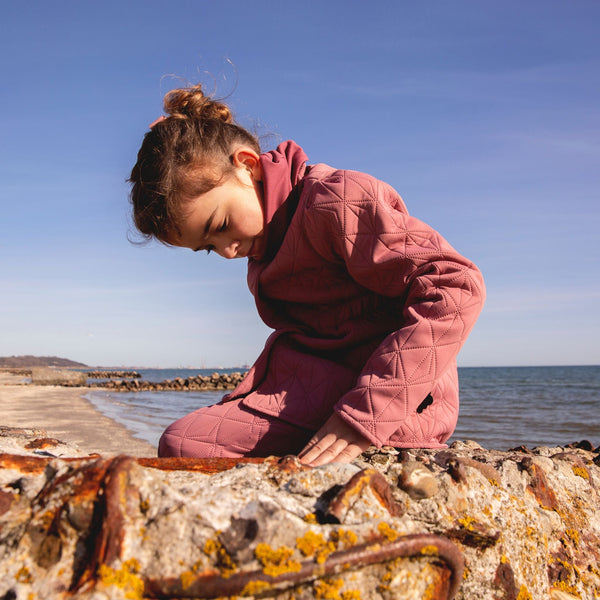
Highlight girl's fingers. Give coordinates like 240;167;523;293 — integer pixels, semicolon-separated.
298;413;371;466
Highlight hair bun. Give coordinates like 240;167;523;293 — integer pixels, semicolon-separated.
163;84;233;123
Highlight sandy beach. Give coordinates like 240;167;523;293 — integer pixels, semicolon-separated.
0;372;156;456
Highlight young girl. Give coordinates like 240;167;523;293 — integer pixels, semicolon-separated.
129;84;485;467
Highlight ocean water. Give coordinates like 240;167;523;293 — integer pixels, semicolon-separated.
85;365;600;451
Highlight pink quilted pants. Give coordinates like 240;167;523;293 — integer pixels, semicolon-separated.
158;398;315;458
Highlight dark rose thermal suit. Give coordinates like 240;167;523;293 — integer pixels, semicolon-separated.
159;142;485;458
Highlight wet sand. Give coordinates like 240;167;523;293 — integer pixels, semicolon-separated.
0;372;156;456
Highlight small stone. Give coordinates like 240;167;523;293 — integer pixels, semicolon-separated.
398;461;439;499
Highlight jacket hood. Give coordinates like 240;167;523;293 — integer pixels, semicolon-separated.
255;141;308;262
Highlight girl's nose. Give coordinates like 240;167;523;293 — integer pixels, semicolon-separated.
219;240;239;259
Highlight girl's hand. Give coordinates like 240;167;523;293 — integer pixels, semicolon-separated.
298;413;371;467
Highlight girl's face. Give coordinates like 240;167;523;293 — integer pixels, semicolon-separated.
172;150;265;259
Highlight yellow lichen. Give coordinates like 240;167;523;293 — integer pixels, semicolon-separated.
255;543;301;577
341;591;362;600
516;585;533;600
203;538;218;555
377;521;398;541
565;528;580;547
240;580;272;596
303;512;318;524
458;516;476;531
330;528;358;548
420;545;438;556
500;555;509;564
202;537;237;577
572;466;589;480
296;530;335;564
180;570;196;590
377;557;402;593
97;559;144;600
314;577;344;599
552;580;581;597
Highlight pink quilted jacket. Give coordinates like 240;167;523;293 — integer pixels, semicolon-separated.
224;141;485;448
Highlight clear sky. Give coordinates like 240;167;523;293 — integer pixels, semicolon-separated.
1;1;598;368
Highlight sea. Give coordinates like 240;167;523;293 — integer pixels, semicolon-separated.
84;365;600;451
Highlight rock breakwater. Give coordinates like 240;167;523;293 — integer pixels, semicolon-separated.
85;370;142;379
87;371;246;392
0;428;599;599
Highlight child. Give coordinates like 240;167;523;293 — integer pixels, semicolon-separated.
129;84;485;467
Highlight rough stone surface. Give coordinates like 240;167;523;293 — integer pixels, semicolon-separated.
0;429;599;599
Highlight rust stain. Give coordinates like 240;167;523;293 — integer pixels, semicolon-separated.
0;489;16;516
327;468;404;522
521;459;559;511
493;558;519;600
24;437;61;450
137;456;267;474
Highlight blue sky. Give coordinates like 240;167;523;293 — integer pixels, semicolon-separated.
1;1;598;368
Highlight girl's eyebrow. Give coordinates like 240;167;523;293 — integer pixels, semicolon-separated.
193;207;218;252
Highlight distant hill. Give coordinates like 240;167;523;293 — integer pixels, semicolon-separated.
0;355;87;368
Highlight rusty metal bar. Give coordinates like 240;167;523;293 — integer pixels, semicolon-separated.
144;533;464;600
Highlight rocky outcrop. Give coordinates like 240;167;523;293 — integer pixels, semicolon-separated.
0;428;599;599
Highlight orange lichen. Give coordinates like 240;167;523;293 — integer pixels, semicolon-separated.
255;543;301;577
303;512;318;524
97;559;144;600
420;545;438;556
377;521;398;541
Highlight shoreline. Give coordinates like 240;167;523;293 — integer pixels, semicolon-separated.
0;373;156;456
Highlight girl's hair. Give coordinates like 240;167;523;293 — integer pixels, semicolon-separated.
128;84;260;244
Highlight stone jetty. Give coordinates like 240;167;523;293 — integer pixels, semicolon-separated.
86;371;246;392
85;371;142;379
0;428;599;599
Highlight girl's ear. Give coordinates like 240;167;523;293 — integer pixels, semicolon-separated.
231;147;262;181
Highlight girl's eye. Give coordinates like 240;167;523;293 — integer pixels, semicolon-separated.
218;220;228;233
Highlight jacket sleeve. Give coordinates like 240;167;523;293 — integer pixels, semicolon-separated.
304;170;486;447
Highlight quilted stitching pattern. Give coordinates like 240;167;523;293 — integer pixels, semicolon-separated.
242;164;485;448
158;398;313;458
